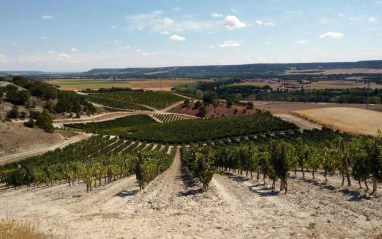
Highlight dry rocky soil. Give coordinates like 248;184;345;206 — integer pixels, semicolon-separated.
1;147;382;239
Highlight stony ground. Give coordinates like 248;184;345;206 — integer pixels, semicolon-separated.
1;147;382;239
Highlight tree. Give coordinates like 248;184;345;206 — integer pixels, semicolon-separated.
197;107;207;117
184;99;190;108
367;136;382;194
226;99;233;108
7;105;19;119
193;101;202;109
36;109;54;133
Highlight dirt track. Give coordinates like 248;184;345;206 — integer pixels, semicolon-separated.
1;147;382;238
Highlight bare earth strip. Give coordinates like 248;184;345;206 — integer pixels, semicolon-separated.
0;133;91;165
274;113;322;130
293;107;382;136
1;147;382;238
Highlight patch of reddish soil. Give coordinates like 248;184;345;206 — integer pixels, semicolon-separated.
170;102;259;118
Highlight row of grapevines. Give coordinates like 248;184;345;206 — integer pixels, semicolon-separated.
153;114;191;123
84;94;152;111
123;112;298;143
184;129;382;194
64;115;157;135
89;91;185;110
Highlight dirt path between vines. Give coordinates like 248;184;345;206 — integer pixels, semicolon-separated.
1;148;382;238
274;113;322;130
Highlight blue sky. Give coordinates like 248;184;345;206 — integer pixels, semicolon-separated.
0;0;381;71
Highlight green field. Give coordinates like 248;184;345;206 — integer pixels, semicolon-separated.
123;112;298;143
64;115;157;134
88;91;185;110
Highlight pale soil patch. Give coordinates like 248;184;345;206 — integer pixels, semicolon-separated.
0;133;91;165
251;101;382;114
293;107;382;136
0;122;63;158
1;148;382;238
274;113;322;130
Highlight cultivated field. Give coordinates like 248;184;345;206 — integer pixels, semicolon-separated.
49;79;204;91
251;101;382;114
1;147;382;238
239;80;382;90
293;107;382;136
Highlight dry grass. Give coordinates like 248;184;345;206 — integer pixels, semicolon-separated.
0;219;49;239
293;107;382;136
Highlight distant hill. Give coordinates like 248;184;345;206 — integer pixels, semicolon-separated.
0;71;44;76
84;60;382;78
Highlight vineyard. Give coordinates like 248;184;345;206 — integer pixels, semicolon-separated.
153;114;192;123
84;94;152;111
87;91;185;110
181;128;382;193
64;115;157;134
0;135;176;191
124;112;298;143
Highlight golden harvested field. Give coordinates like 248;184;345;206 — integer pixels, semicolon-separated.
293;107;382;136
48;79;204;91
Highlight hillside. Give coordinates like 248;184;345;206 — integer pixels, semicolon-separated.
84;60;382;77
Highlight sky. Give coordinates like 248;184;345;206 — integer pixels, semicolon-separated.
0;0;381;72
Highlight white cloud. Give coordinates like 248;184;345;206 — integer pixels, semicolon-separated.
48;51;56;54
160;31;170;35
339;13;378;23
265;42;270;45
211;13;223;18
369;17;378;22
114;40;121;43
118;46;131;50
173;7;182;11
264;22;275;26
12;43;19;46
111;26;116;29
218;40;241;48
42;15;53;19
58;53;71;58
0;54;7;64
320;32;344;39
71;47;78;52
297;40;310;44
142;52;157;56
224;15;246;30
169;35;186;41
208;45;215;48
127;10;219;33
40;36;50;40
255;20;263;25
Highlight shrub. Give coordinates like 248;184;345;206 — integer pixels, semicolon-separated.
7;105;19;119
36;109;54;133
24;119;35;128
